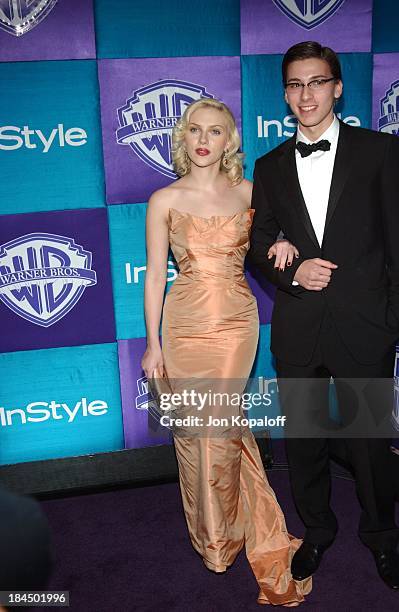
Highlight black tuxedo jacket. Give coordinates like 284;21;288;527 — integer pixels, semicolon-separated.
248;121;399;365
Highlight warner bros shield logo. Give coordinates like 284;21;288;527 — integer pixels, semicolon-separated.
116;79;215;179
379;80;399;136
0;233;97;327
135;375;172;432
272;0;345;29
135;376;154;411
0;0;58;36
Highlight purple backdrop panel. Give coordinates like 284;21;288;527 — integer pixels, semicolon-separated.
0;0;95;62
241;0;372;54
372;53;399;135
246;264;275;325
118;338;172;449
98;56;241;204
0;208;115;353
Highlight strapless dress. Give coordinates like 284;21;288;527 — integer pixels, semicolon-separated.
161;207;311;606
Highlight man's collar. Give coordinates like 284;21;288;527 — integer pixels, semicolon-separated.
296;114;339;145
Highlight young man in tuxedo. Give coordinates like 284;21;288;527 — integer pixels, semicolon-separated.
249;41;399;588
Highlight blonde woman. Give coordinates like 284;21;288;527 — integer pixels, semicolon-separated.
141;98;309;606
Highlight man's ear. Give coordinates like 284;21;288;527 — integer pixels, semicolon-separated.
284;91;289;105
334;79;343;101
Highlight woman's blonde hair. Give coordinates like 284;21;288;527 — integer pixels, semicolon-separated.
172;98;243;186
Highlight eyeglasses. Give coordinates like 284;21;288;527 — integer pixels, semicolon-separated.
284;77;336;92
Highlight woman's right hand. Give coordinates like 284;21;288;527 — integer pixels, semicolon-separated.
267;239;299;271
141;345;164;379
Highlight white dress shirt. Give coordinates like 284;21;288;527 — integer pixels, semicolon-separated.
295;115;340;246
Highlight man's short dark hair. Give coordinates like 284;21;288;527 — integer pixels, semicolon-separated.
282;41;342;84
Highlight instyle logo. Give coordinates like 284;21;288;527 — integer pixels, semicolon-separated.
272;0;345;29
0;397;108;427
125;260;178;284
0;124;88;153
257;112;361;139
0;0;58;37
378;80;399;136
0;233;97;327
116;79;215;179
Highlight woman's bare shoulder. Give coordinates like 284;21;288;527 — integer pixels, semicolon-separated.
234;177;253;206
147;182;182;215
239;178;253;194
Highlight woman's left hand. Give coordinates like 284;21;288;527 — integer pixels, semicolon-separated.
267;239;299;271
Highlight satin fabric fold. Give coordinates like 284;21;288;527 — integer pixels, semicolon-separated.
161;207;311;606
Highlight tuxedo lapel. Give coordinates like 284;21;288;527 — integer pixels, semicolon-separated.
277;136;319;249
323;121;355;239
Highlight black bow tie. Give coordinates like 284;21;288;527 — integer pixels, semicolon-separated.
296;139;331;157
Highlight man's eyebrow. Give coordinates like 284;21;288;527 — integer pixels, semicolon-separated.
287;74;331;81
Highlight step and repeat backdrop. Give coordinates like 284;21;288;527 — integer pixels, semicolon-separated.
0;0;398;466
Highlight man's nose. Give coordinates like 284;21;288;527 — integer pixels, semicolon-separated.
300;85;313;101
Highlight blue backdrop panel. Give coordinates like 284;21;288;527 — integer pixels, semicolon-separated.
0;342;123;465
249;324;275;379
247;324;282;438
241;52;372;180
372;0;399;53
94;0;240;59
108;203;147;340
0;59;105;215
108;203;177;340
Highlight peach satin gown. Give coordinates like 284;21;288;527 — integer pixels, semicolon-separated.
161;207;311;606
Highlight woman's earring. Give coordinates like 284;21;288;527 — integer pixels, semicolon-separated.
223;150;229;167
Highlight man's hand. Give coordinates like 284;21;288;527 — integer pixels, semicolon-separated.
294;258;338;291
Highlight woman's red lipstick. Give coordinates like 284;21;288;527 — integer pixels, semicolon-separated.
195;148;210;156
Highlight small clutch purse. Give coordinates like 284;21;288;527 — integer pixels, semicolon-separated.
147;367;176;415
